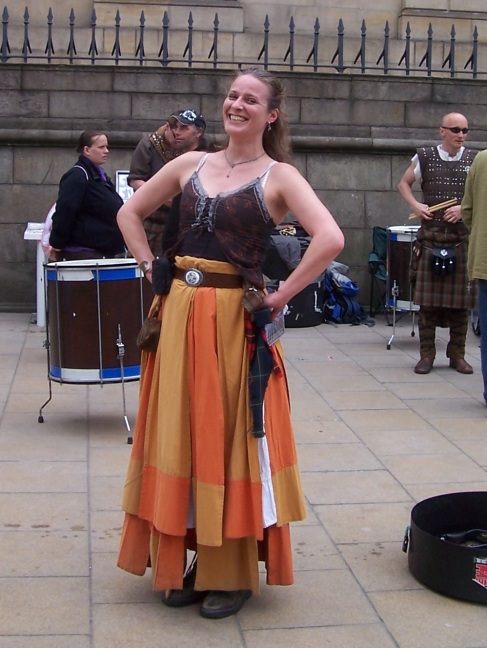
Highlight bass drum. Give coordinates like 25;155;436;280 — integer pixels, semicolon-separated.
386;225;420;311
45;258;153;383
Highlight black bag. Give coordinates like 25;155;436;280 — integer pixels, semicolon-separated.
430;247;456;277
152;256;173;296
284;277;325;328
262;232;310;281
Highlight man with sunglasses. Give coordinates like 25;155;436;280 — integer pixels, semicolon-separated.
398;112;478;375
128;109;208;255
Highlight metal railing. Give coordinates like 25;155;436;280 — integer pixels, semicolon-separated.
0;6;483;78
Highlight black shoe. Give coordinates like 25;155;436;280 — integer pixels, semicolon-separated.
414;357;433;374
162;559;208;608
200;590;252;619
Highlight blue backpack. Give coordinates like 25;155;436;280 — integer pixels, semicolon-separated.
323;267;365;325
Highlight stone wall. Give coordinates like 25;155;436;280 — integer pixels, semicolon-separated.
4;2;487;73
16;1;487;41
2;64;487;312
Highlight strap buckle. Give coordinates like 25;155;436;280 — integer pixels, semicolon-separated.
183;268;204;286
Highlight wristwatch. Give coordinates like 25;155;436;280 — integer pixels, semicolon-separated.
138;260;151;277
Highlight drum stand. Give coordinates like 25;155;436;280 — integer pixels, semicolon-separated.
116;324;133;444
38;321;134;444
386;280;417;350
38;263;135;444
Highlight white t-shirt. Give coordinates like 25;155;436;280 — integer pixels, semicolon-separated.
412;145;465;182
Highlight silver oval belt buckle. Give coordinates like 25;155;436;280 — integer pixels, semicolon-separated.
184;268;204;286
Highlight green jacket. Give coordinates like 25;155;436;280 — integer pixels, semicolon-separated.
461;149;487;281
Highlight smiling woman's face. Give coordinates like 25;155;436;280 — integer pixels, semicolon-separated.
222;74;277;136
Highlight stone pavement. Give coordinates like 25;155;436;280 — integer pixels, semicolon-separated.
1;311;486;648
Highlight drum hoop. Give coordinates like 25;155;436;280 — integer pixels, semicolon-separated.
45;258;141;282
387;225;420;234
44;258;137;269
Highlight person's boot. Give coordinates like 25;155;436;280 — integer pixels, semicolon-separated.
414;357;434;374
415;308;436;374
447;309;472;374
200;590;252;619
162;556;208;607
449;358;473;374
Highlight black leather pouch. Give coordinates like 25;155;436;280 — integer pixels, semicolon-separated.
152;256;173;295
430;247;456;277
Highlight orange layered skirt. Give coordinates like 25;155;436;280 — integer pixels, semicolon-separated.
117;257;306;594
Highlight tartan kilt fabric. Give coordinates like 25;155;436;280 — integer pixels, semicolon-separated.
411;221;476;310
142;206;171;256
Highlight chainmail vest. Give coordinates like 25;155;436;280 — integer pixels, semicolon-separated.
417;146;477;219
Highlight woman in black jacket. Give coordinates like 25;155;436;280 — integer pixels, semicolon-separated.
49;130;125;260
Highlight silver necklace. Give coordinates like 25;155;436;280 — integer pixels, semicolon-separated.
223;150;266;177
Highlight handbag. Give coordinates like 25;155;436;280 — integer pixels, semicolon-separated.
430;246;456;277
136;296;162;353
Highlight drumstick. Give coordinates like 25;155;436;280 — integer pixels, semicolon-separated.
408;198;457;220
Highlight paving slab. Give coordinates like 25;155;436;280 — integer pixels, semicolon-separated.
1;312;486;647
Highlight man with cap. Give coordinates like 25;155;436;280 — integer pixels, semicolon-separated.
128;109;207;255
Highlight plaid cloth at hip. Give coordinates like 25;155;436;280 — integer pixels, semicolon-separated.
412;221;475;310
244;308;283;438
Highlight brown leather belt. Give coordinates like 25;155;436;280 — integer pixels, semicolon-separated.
174;267;243;288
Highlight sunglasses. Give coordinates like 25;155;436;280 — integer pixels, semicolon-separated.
442;126;469;134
